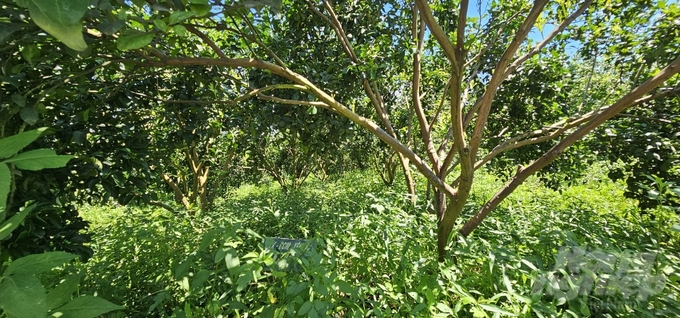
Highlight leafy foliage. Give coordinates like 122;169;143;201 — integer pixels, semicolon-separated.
1;2;679;316
0;129;122;318
76;168;680;317
594;96;680;211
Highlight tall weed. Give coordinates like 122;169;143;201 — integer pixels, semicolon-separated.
76;167;680;317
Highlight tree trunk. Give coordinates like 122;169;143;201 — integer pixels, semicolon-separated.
396;153;416;205
162;173;191;210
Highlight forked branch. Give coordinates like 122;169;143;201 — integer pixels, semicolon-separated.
468;0;549;158
459;55;680;236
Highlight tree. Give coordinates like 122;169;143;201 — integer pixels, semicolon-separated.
8;0;680;261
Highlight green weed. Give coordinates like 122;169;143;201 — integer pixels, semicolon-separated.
74;167;680;317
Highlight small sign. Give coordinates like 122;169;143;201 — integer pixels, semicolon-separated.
263;237;318;272
264;237;317;253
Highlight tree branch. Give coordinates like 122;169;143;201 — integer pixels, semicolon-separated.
230;84;313;104
310;0;400;139
185;24;229;60
459;54;680;237
463;11;523;69
128;91;234;104
615;113;673;124
467;0;549;159
138;54;457;198
238;10;287;67
412;5;441;174
457;0;469;53
162;173;191;209
415;0;457;65
505;0;593;76
258;94;332;110
313;0;416;198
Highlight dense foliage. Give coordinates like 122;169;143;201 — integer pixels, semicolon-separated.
2;0;679;255
1;0;679;316
0;129;121;318
74;168;680;317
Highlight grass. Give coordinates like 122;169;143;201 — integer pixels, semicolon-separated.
74;164;680;317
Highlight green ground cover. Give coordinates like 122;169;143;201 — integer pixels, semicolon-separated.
75;165;680;317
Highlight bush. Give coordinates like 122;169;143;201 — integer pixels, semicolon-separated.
76;168;680;317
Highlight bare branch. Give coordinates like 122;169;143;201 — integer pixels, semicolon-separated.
412;6;441;174
505;0;594;76
457;0;470;53
231;84;313;104
471;84;680;172
313;0;403;150
428;77;451;133
578;52;598;112
319;0;359;62
129;83;313;107
474;113;594;170
463;10;523;69
258;94;332;110
225;13;259;58
468;0;549;158
615;113;673;124
305;0;332;25
129;91;232;104
185;24;229;60
415;0;458;65
436;0;476;253
238;10;287;67
459;54;680;237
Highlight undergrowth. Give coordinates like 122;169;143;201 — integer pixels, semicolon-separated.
73;165;680;317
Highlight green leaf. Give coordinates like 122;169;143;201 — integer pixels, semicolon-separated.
580;303;591;316
14;0;28;8
671;224;680;233
148;291;170;313
0;205;35;241
2;149;74;171
370;203;385;213
21;44;41;63
97;20;126;35
190;269;212;290
307;106;318;115
172;24;187;36
0;127;48;159
27;0;89;51
189;4;211;16
436;303;454;315
236;270;254;292
0;25;23;45
225;250;240;269
46;272;84;310
336;281;354;294
168;11;194;25
51;295;124;318
117;30;155;51
0;274;47;318
198;228;220;251
11;94;26;107
20;106;39;125
298;301;313;315
4;251;77;276
153;19;168;32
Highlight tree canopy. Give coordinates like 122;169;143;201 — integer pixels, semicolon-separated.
1;0;679;261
